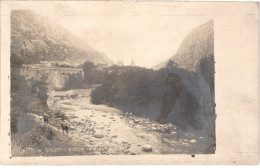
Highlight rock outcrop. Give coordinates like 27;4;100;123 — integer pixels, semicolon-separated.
154;20;215;142
157;73;183;122
153;20;214;72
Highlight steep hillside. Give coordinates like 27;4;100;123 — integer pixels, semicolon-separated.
153;20;215;143
11;10;113;65
153;20;214;71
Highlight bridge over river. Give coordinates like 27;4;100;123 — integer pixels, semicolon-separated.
20;64;84;90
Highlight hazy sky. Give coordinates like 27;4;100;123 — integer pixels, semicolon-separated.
20;2;213;68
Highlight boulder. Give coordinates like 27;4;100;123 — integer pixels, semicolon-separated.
142;144;153;152
162;127;171;133
70;126;76;130
94;131;104;138
189;139;196;143
152;124;157;127
171;132;177;135
134;119;140;124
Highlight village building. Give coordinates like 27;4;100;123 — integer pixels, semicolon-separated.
130;59;136;66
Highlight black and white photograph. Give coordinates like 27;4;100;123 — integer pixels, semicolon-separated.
10;3;215;156
0;1;258;165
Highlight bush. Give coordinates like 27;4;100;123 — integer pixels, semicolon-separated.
82;61;106;84
90;66;169;112
11;65;32;133
54;111;67;120
11;116;18;134
29;124;55;145
64;74;84;90
91;86;106;104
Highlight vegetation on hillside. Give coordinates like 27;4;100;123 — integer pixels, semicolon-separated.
11;53;57;156
11;10;113;65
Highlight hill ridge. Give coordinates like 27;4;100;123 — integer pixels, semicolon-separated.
11;10;113;66
153;20;214;71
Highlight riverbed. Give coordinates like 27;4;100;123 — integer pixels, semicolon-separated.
45;88;212;155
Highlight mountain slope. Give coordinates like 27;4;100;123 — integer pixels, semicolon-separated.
11;10;113;65
153;20;215;144
153;20;214;71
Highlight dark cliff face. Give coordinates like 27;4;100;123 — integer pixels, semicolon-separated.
155;20;215;139
158;73;183;122
11;10;113;65
200;54;215;94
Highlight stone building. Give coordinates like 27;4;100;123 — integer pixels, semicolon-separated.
20;64;84;90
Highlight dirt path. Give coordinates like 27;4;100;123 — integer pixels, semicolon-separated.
44;89;210;155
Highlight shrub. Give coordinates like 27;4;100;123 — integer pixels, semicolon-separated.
82;61;106;84
90;66;169;112
91;86;106;104
29;124;55;145
54;111;67;120
64;74;84;90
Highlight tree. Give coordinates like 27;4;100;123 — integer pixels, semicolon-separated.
166;60;175;69
11;53;24;68
82;61;95;83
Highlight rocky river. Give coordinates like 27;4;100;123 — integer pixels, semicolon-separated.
28;87;214;156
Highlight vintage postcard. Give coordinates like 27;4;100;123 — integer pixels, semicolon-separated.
0;1;258;165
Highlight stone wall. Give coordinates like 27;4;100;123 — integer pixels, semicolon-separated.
20;67;84;90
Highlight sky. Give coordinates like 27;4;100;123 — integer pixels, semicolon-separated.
16;1;213;68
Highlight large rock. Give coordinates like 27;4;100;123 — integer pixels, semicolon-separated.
153;20;215;146
134;119;140;124
94;131;104;138
142;144;153;152
189;139;196;143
